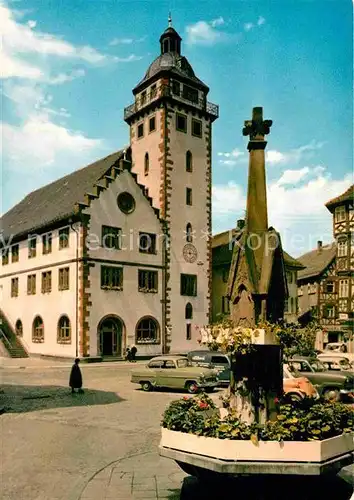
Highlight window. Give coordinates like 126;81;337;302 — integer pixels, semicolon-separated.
57;315;71;344
148;359;163;369
164;360;176;369
176;113;187;133
186;188;192;206
182;84;198;103
150;84;157;99
290;297;295;313
27;274;36;295
211;355;228;365
185;223;193;243
284;299;289;313
338;239;348;257
136;317;159;343
192;118;202;138
181;274;197;296
144;152;149;176
149;116;156;132
326;281;334;293
101;266;123;290
172;80;180;96
42;232;52;254
323;305;335;318
15;319;23;337
339;279;349;298
138;270;158;292
185;302;193;319
59;227;70;249
58;267;70;291
139;232;156;254
335;205;346;222
186;151;192;172
28;237;37;258
11;278;19;297
41;271;52;293
101;225;121;250
32;315;44;342
140;90;146;106
222;296;230;314
117;192;136;214
298;285;303;296
11;244;19;263
186;324;192;340
137;122;144;138
2;248;9;265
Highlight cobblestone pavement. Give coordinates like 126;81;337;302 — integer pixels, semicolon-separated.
1;359;201;500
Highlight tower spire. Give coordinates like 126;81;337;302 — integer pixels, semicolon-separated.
168;12;172;27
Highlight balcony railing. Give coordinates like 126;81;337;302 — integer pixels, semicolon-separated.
124;84;219;120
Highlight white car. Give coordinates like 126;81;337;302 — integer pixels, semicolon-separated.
317;354;353;371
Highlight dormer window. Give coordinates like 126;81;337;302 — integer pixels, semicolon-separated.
172;80;180;96
335;205;346;223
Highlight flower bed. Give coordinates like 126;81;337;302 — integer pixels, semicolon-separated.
161;394;354;463
162;394;354;443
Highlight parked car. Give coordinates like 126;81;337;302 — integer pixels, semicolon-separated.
324;342;348;353
288;356;354;402
186;350;231;386
317;354;353;372
130;356;219;393
283;364;319;402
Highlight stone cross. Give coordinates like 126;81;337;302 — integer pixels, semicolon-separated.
242;107;272;141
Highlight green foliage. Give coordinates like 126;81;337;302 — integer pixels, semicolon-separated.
162;395;354;442
258;320;319;360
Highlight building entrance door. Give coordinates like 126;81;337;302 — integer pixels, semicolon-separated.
99;317;123;357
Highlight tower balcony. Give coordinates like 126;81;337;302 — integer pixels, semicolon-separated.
124;84;219;121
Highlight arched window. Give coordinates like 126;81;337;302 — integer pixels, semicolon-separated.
186;223;193;243
15;319;23;336
136;317;159;344
185;303;193;320
57;315;71;344
32;315;44;342
144;152;149;176
163;39;169;53
186;150;192;172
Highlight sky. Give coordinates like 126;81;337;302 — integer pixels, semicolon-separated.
1;0;353;256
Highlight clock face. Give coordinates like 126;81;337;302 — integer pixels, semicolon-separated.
183;244;198;263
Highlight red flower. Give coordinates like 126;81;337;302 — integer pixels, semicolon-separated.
199;402;209;409
274;397;280;404
183;396;189;401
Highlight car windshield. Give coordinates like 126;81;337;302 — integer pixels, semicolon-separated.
287;364;302;378
310;360;326;372
177;359;189;368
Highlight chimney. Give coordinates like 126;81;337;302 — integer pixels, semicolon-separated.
317;240;322;252
237;219;245;230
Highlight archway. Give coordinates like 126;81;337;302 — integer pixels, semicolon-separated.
98;315;124;357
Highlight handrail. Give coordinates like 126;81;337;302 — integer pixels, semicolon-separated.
0;328;13;349
124;84;219;120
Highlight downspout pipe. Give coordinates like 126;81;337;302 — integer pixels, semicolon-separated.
70;220;80;358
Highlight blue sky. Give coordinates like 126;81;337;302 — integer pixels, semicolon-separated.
1;0;353;256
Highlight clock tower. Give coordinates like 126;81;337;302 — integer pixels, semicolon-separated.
124;17;219;352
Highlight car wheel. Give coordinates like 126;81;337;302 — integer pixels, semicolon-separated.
141;381;152;392
323;388;340;402
186;381;199;394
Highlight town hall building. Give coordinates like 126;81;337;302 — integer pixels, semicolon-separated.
0;20;219;359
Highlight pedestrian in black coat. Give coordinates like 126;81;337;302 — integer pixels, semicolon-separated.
131;345;137;362
69;358;84;394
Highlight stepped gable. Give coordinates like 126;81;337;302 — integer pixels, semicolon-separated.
1;149;161;242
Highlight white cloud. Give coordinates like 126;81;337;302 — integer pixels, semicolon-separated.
276;167;310;186
185;17;228;45
113;54;143;63
244;16;266;32
210;17;225;28
109;36;146;46
212;166;352;255
217;148;246;167
3;118;103;168
266;140;325;166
